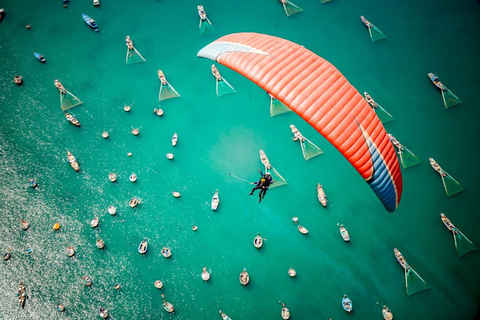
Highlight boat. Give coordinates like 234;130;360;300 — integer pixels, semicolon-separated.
102;131;109;139
3;252;10;261
440;213;456;232
93;0;100;6
253;233;263;249
29;179;37;188
388;134;404;152
166;153;174;160
132;128;139;136
21;219;29;230
153;108;164;116
54;79;66;94
154;280;163;289
108;173;117;182
429;157;446;177
82;275;92;286
161;294;174;313
129;173;137;182
292;217;298;223
211;189;220;211
0;9;5;21
298;225;309;234
129;198;139;208
428;73;446;91
66;246;75;257
53;222;60;230
360;16;373;28
14;75;23;85
65;113;80;127
317;183;327;207
382;305;393;320
82;13;99;32
239;269;249;286
66;150;79;172
91;217;99;228
219;310;232;320
288;268;296;277
158;70;167;85
172;133;178;146
161;247;172;258
202;267;210;281
18;282;26;308
108;206;116;215
138;240;147;254
96;239;105;249
338;224;350;242
33;52;46;63
99;308;109;319
364;92;378;108
197;5;211;25
393;248;407;270
172;191;181;198
211;64;222;80
290;124;305;142
57;304;65;312
279;301;290;320
342;295;352;313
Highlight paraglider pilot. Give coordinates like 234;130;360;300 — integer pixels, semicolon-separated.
249;169;274;203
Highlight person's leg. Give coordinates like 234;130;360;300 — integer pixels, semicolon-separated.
249;185;261;195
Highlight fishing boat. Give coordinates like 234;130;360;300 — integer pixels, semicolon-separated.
211;64;222;81
66;150;79;172
132;128;139;136
54;79;66;94
154;280;163;289
382;305;393;320
18;282;26;308
82;275;92;286
388;134;404;152
166;153;174;160
429;157;446;177
65;113;80;127
253;233;263;249
154;108;164;116
53;222;60;230
3;252;10;261
99;308;109;319
364;92;378;108
93;0;100;6
161;247;172;258
161;294;174;313
211;189;220;211
202;267;210;281
66;246;75;257
108;205;116;215
288;268;296;277
192;225;198;231
91;217;99;228
290;124;305;142
82;13;99;32
138;240;148;254
298;225;309;234
317;183;327;207
57;304;65;312
158;70;167;85
239;269;249;286
360;16;373;28
96;239;105;249
108;173;117;182
428;73;446;91
0;9;5;21
342;295;352;313
393;248;407;270
197;5;211;25
219;310;232;320
172;133;178;146
292;217;298;223
279;301;290;320
172;191;181;198
29;179;37;188
14;75;23;85
102;131;109;139
129;173;137;182
338;224;350;242
129;198;139;208
33;52;46;63
440;213;456;232
21;219;29;230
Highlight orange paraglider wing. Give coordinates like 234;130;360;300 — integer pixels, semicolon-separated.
198;32;402;212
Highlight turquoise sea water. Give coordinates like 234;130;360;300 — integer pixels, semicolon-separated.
1;0;480;319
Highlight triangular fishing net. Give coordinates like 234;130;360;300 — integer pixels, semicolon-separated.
283;1;303;17
320;0;333;3
369;26;387;42
126;47;146;65
453;228;478;258
398;147;421;169
270;97;292;116
159;83;181;101
216;78;236;97
60;91;83;111
373;105;394;124
199;21;217;36
442;89;462;108
301;138;323;160
267;166;287;188
441;174;464;196
405;267;430;296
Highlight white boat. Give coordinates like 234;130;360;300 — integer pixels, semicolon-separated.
292;217;298;223
161;247;172;258
202;267;210;281
91;217;99;228
393;248;407;270
21;219;29;230
298;225;309;234
108;206;116;215
67;150;79;172
172;133;178;146
66;246;75;257
154;280;163;289
108;173;117;182
102;131;109;139
99;308;109;319
138;240;148;254
129;198;139;208
440;213;455;232
288;268;296;277
172;191;181;198
166;153;174;160
211;189;220;211
317;183;327;207
429;157;446;177
338;224;350;242
219;310;232;320
161;294;174;313
129;173;137;182
239;269;249;286
253;234;263;249
96;239;105;249
280;301;290;320
382;305;393;320
132;128;139;136
93;0;100;6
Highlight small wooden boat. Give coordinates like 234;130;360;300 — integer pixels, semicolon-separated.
429;157;446;177
114;284;121;290
102;131;109;139
162;294;174;313
82;13;99;32
292;217;298;223
161;247;172;258
239;269;249;286
67;150;79;172
172;191;181;198
154;280;163;289
107;205;116;215
197;5;211;25
211;189;220;211
53;222;60;230
338;224;350;242
66;246;75;257
428;73;446;91
34;52;46;63
96;239;105;249
288;268;296;277
54;79;66;94
211;64;222;80
129;198;139;208
393;248;407;270
93;0;100;6
253;233;263;249
0;9;4;21
440;213;456;232
202;267;210;281
360;16;373;28
192;225;198;231
279;301;290;320
342;295;352;313
18;282;26;308
129;173;137;182
317;183;327;207
153;108;164;116
364;92;378;108
99;308;109;319
65;113;80;127
91;217;99;228
298;225;308;234
172;133;178;146
21;219;29;230
82;275;92;286
132;128;139;136
29;179;37;188
138;240;148;254
14;75;23;85
108;173;117;182
166;153;174;160
219;310;232;320
382;305;393;320
3;252;11;261
57;304;65;312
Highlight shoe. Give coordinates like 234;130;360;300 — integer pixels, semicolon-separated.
258;199;262;203
248;192;253;195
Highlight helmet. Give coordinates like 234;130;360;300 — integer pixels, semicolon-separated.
265;172;271;176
